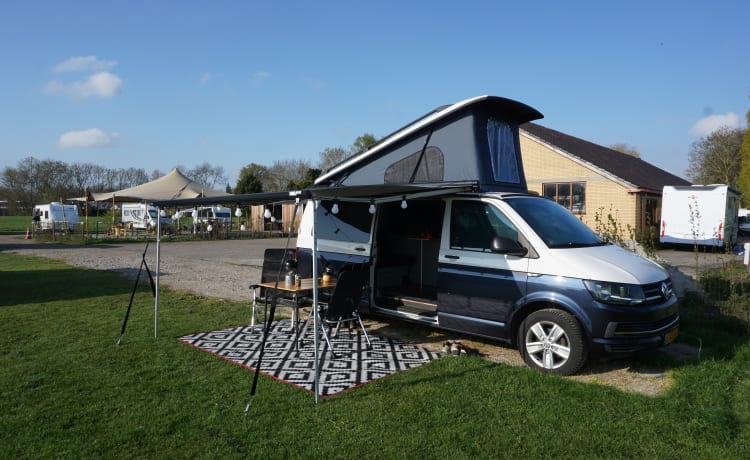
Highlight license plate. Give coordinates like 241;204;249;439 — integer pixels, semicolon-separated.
665;326;679;344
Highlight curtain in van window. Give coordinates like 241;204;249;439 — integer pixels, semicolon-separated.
487;118;520;184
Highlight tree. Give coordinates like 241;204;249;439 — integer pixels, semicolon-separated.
609;143;640;158
738;104;750;205
350;133;377;155
318;147;348;172
287;168;321;190
235;163;266;194
264;159;313;192
186;162;227;189
150;169;165;181
686;126;744;187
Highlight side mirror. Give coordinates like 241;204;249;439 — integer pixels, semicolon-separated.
491;236;528;257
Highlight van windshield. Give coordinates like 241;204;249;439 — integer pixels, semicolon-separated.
504;196;604;248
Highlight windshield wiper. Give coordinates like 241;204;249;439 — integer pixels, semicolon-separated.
548;241;608;249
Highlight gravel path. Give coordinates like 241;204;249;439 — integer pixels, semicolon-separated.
1;234;701;395
0;235;283;301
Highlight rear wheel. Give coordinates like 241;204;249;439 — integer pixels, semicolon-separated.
518;308;588;376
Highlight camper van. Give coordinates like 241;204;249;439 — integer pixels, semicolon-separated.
194;206;231;225
121;203;170;230
659;185;740;247
33;202;79;231
296;95;678;376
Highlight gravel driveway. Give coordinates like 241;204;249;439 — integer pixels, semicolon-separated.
0;235;280;301
2;234;705;395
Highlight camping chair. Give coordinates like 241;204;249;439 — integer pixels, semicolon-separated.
248;248;297;330
314;267;372;357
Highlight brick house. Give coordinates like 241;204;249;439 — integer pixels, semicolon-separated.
520;123;691;239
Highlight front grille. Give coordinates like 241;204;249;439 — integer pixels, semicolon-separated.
611;313;679;337
641;279;673;305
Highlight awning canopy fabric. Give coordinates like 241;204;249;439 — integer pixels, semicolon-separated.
151;181;480;209
92;168;230;202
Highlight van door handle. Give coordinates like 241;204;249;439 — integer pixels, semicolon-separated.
444;255;459;260
354;247;366;251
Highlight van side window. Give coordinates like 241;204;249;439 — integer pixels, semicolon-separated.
450;200;519;252
316;201;372;243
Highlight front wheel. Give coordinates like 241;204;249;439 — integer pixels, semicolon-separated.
518;309;588;376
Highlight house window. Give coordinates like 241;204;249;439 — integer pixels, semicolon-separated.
543;182;586;214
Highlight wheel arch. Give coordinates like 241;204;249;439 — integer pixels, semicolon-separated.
508;297;592;347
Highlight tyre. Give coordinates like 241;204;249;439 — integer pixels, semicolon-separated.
518;308;588;376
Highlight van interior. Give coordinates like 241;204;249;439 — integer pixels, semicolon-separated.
373;199;445;317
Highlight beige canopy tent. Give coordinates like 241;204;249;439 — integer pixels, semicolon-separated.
92;168;230;202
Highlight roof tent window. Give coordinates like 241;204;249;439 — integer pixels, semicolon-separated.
384;147;444;184
487;118;520;184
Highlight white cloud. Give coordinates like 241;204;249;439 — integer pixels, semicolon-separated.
689;112;741;137
45;71;123;98
53;56;117;73
199;72;212;85
253;71;271;79
57;129;119;148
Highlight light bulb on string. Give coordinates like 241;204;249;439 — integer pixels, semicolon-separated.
331;202;339;215
401;196;408;210
369;201;376;214
264;208;272;219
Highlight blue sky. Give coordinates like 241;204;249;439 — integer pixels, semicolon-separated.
1;1;748;186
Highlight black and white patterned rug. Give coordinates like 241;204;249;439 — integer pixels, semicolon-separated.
178;319;442;397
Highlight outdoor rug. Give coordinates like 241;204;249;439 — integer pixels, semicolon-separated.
178;319;442;397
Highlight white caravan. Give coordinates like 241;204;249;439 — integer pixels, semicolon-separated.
659;185;740;247
32;202;79;231
121;203;170;230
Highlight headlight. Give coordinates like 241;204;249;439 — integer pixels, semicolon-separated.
583;280;646;306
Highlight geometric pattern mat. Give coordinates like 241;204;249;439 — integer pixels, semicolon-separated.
178;319;442;397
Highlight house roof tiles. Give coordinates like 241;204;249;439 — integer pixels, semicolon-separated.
521;123;691;193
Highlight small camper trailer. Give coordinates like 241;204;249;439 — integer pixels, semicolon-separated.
32;202;79;231
659;184;740;247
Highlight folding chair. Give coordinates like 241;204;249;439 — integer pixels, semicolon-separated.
315;267;372;357
248;248;296;329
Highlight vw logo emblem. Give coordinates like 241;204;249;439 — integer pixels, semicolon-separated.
661;282;669;299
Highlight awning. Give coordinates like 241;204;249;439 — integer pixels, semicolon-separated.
145;180;479;407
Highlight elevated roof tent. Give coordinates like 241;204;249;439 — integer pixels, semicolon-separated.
315;95;543;193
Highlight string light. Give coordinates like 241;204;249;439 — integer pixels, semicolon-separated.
332;202;339;215
263;208;272;219
369;200;376;214
401;196;408;209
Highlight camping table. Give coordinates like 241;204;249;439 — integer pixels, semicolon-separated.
255;277;337;347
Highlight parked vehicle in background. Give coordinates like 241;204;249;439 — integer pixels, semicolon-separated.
659;184;740;247
739;209;750;236
32;202;78;231
121;203;170;230
194;206;231;225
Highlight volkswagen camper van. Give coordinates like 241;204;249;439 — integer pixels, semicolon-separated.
295;95;678;375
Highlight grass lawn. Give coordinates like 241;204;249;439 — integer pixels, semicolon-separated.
1;253;749;458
